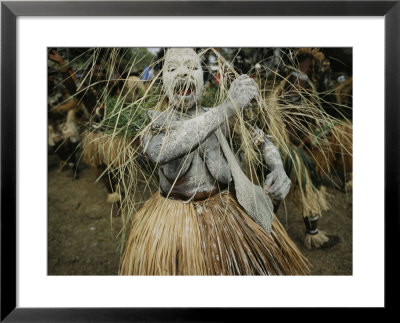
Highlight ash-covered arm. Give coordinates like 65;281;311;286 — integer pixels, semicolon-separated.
142;102;236;165
143;75;259;165
259;137;285;172
253;128;291;200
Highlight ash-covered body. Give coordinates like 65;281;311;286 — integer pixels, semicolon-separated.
142;48;291;228
120;48;310;276
144;107;232;200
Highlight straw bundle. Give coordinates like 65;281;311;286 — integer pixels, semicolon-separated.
81;130;135;169
309;120;353;187
284;146;330;218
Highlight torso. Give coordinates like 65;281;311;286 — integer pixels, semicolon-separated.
155;106;232;201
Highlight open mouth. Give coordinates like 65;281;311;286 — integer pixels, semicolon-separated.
174;79;195;97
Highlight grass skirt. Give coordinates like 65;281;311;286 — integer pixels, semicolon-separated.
120;191;310;275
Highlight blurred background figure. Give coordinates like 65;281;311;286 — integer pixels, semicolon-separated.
48;49;83;179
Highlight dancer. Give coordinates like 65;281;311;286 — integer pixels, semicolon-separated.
120;48;310;275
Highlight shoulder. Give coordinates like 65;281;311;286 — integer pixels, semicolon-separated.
146;109;180;130
147;109;171;124
147;109;164;120
200;106;216;114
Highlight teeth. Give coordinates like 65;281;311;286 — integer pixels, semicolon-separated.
174;80;194;96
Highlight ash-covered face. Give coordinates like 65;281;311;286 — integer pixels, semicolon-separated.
163;48;204;110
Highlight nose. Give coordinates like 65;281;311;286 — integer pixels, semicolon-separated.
178;71;188;79
177;66;189;78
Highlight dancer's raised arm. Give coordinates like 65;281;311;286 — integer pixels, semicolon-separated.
143;75;259;164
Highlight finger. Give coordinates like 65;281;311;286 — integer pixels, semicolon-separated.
238;80;255;89
264;174;274;191
240;90;259;102
274;189;288;201
272;192;284;200
233;75;248;84
276;180;291;199
283;177;291;189
265;173;274;185
281;185;290;198
237;74;249;80
270;175;290;193
271;181;289;198
244;83;259;92
242;80;259;90
274;187;289;200
251;88;260;99
240;78;256;87
250;88;260;100
240;77;258;89
269;181;283;196
248;77;258;86
241;84;259;94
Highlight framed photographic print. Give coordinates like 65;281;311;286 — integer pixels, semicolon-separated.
1;0;397;321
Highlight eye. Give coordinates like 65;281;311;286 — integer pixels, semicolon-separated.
167;65;176;72
188;64;200;71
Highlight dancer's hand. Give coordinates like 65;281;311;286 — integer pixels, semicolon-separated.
227;74;259;110
264;168;291;200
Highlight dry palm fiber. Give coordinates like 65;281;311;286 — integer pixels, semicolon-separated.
81;129;136;168
330;121;352;175
293;48;325;85
335;77;352;107
50;97;80;114
304;231;330;250
266;68;331;218
295;48;325;62
284;146;329;218
309;120;352;182
290;185;329;219
120;191;310;276
308;139;335;179
120;75;147;104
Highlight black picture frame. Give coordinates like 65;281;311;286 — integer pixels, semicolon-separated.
1;1;398;321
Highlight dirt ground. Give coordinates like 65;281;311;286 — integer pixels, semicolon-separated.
48;154;352;276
